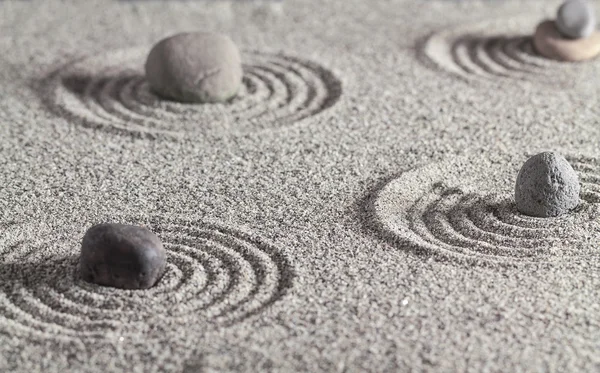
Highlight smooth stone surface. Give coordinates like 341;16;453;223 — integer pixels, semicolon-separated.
533;20;600;61
145;32;243;103
556;0;596;39
515;152;580;218
79;223;167;289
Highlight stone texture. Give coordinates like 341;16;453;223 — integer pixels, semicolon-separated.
145;32;243;103
556;0;596;39
515;152;580;218
533;20;600;61
79;223;167;289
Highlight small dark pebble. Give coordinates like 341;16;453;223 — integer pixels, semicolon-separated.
79;223;166;289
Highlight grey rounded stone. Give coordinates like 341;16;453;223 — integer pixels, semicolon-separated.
145;32;243;103
514;152;580;218
79;223;167;289
556;0;596;39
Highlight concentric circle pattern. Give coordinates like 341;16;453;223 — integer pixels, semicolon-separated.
420;18;597;84
372;155;600;266
43;47;342;139
0;219;294;341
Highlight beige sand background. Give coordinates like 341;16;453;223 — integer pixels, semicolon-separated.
1;0;599;372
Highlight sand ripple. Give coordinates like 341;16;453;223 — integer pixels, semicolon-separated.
0;219;294;341
43;47;342;139
420;18;587;84
372;155;600;266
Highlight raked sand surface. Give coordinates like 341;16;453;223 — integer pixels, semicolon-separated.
1;0;600;372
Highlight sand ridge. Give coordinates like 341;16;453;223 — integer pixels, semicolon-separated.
419;15;600;86
0;216;294;341
41;47;342;140
371;153;600;267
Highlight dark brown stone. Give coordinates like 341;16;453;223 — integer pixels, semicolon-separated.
79;223;166;289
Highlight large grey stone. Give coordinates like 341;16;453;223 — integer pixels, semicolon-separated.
145;32;243;103
556;0;596;39
79;223;166;289
514;152;580;218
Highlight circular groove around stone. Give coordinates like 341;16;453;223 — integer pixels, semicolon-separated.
42;47;342;139
0;219;294;341
420;17;596;84
372;155;600;266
